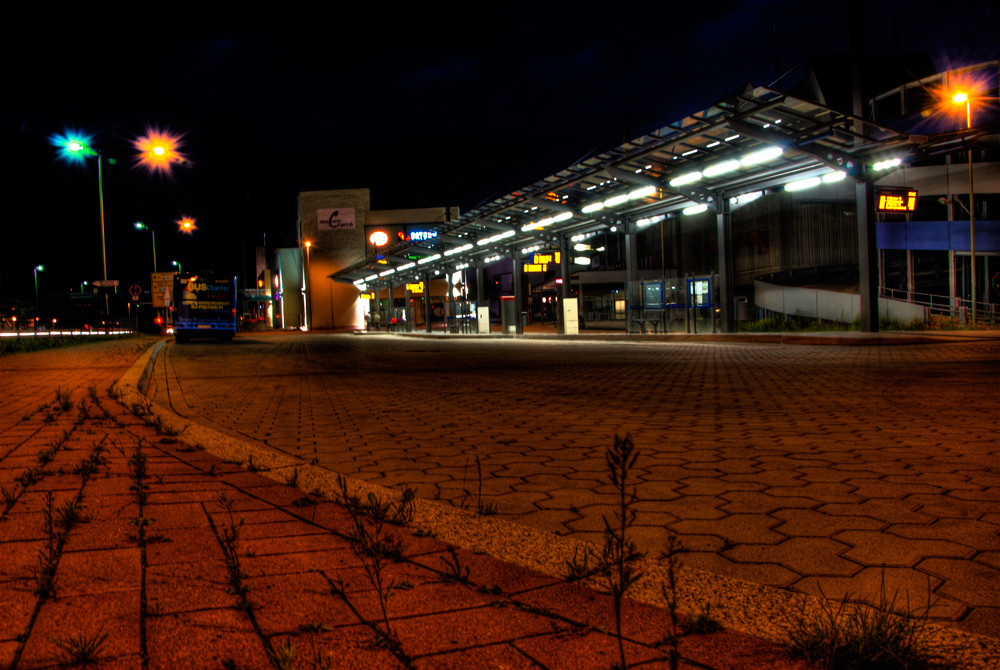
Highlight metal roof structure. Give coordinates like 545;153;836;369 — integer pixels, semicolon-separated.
330;82;927;290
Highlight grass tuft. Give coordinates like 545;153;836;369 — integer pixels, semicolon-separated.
785;577;945;670
52;627;109;667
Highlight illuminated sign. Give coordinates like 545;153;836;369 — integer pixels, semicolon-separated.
405;282;424;294
523;251;561;273
359;292;375;299
876;188;917;212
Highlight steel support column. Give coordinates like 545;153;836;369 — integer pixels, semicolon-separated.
424;272;433;333
715;195;735;333
623;220;640;334
856;180;879;332
513;248;524;334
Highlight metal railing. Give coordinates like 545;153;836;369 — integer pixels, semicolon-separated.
879;287;999;322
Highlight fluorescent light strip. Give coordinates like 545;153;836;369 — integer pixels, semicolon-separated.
740;146;783;166
682;204;708;216
444;243;473;256
822;171;847;183
703;159;740;178
417;254;441;265
476;230;516;246
784;176;821;192
669;171;702;187
396;262;415;271
628;185;656;200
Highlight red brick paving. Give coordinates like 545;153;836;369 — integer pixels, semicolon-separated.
2;339;820;669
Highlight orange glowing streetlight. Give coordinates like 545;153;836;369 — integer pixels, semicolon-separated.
134;128;185;175
951;89;976;323
177;216;197;234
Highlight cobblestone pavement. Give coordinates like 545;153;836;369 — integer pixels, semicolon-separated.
1;339;832;670
148;331;1000;639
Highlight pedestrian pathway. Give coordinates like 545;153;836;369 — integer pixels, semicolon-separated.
1;339;811;669
3;337;999;669
149;331;1000;641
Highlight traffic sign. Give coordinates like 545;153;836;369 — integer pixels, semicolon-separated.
129;284;142;298
92;279;119;288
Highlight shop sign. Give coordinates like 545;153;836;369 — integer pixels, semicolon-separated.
317;208;356;230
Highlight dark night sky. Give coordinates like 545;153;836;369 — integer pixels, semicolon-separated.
3;0;996;299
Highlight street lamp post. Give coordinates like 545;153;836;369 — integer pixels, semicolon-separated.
81;280;89;293
171;260;182;276
952;91;976;323
134;222;158;272
33;265;45;305
57;136;113;317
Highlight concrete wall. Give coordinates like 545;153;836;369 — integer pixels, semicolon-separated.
297;189;371;330
754;279;928;324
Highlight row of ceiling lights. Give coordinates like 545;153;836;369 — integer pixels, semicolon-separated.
355;142;905;286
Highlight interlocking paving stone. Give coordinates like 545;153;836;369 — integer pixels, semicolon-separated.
146;333;1000;638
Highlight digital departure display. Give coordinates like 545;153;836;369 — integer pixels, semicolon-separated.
877;188;917;212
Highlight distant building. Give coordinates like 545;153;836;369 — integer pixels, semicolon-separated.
276;189;458;331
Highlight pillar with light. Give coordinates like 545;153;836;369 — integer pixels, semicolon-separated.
369;231;389;326
303;240;312;331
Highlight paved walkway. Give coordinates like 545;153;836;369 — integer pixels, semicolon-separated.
1;339;817;669
148;330;1000;642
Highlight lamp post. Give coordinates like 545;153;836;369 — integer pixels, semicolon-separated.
171;260;182;276
134;221;158;272
55;134;114;317
33;265;45;305
952;91;976;323
81;280;89;293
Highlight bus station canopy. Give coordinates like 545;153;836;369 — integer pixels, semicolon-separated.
329;82;967;287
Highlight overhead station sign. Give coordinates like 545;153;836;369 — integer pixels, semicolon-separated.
876;188;917;213
523;251;561;273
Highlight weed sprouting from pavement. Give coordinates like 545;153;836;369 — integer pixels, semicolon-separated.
1;484;19;516
599;433;643;670
215;493;249;604
784;575;946;670
335;474;414;527
345;509;403;643
87;384;100;404
270;637;297;670
126;439;150;506
52;627;109;666
660;533;684;669
34;492;60;598
564;546;598;582
55;387;72;412
440;546;470;584
299;623;335;670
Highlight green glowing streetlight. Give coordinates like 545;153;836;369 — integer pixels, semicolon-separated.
33;265;45;304
51;131;116;316
134;221;158;272
172;260;182;275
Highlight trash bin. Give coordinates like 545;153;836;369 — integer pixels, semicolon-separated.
519;311;527;334
735;296;748;321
